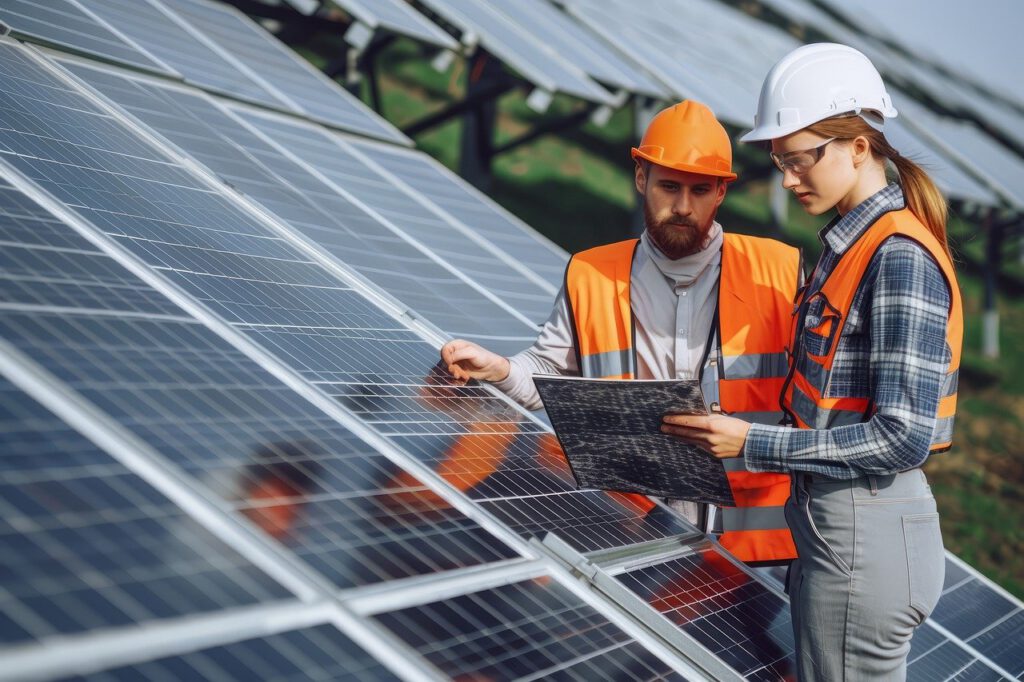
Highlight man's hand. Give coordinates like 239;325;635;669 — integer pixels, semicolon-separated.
661;414;751;459
440;339;511;383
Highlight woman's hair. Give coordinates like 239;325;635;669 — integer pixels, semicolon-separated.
805;114;951;260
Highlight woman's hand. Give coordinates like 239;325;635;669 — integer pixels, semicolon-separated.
661;414;751;459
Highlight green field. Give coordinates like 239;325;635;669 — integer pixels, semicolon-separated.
301;36;1023;597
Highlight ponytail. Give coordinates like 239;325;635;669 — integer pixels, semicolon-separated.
806;116;951;260
889;154;951;261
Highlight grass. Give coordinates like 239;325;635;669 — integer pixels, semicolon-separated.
298;35;1024;597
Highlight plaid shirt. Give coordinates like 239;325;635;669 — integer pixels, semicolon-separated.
744;184;953;479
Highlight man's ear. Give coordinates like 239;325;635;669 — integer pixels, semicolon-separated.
634;161;647;195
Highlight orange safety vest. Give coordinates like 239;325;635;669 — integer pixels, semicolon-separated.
782;209;962;452
565;234;801;564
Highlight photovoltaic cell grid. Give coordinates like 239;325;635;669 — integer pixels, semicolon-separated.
417;0;614;104
330;0;459;50
0;374;291;645
614;545;796;681
59;624;400;682
356;140;569;290
235;109;556;327
156;0;410;145
373;578;687;681
0;164;519;591
77;0;285;110
59;60;539;356
929;557;1024;677
0;42;689;557
0;0;171;76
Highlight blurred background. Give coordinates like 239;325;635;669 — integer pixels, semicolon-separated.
235;0;1023;597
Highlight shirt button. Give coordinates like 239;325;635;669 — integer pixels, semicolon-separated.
681;291;687;296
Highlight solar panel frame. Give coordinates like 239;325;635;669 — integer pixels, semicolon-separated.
154;0;412;145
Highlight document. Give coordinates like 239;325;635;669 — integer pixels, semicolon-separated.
532;375;734;506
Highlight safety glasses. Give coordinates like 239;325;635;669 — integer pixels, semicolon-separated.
770;138;836;175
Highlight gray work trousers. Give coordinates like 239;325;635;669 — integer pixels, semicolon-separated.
786;468;945;681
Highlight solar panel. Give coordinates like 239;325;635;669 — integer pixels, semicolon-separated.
77;0;286;110
416;0;615;104
372;576;688;680
329;0;459;50
233;109;557;326
0;0;173;76
350;140;569;290
155;0;410;144
58;57;540;355
483;0;668;98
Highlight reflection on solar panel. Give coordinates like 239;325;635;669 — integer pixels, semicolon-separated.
417;0;614;104
156;0;410;144
354;140;569;289
615;545;796;680
0;375;289;645
60;625;401;682
373;578;687;680
0;0;173;75
78;0;285;109
234;110;557;325
59;58;539;355
330;0;458;50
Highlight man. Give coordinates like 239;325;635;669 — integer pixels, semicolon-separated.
441;101;800;565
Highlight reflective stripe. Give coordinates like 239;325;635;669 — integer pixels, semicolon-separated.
700;361;719;407
794;353;829;390
932;416;955;447
730;411;784;425
580;348;635;378
790;382;864;429
722;505;788;532
722;352;789;379
941;371;958;398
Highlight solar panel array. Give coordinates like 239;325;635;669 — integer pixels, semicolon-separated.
0;0;1021;680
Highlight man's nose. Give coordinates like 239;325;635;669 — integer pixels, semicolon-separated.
673;191;693;215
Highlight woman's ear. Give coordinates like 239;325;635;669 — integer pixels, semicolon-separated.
850;135;873;167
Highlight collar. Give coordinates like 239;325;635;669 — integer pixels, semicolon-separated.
640;221;723;290
819;183;905;255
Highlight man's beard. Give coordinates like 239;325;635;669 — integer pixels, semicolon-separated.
643;201;712;260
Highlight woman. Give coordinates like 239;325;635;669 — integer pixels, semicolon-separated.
663;43;962;680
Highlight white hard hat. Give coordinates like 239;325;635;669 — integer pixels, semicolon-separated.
740;43;897;142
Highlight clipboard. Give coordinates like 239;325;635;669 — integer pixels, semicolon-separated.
532;375;735;506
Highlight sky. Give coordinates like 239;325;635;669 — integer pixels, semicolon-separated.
822;0;1024;104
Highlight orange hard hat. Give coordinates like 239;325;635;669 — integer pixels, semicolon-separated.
631;100;737;181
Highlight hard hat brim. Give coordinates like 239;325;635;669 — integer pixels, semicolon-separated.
631;147;738;182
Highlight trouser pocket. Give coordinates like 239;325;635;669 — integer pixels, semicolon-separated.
903;512;945;618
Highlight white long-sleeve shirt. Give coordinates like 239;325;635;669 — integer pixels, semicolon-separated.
494;224;723;409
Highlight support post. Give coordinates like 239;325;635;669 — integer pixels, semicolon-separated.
459;51;504;192
982;209;1003;359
